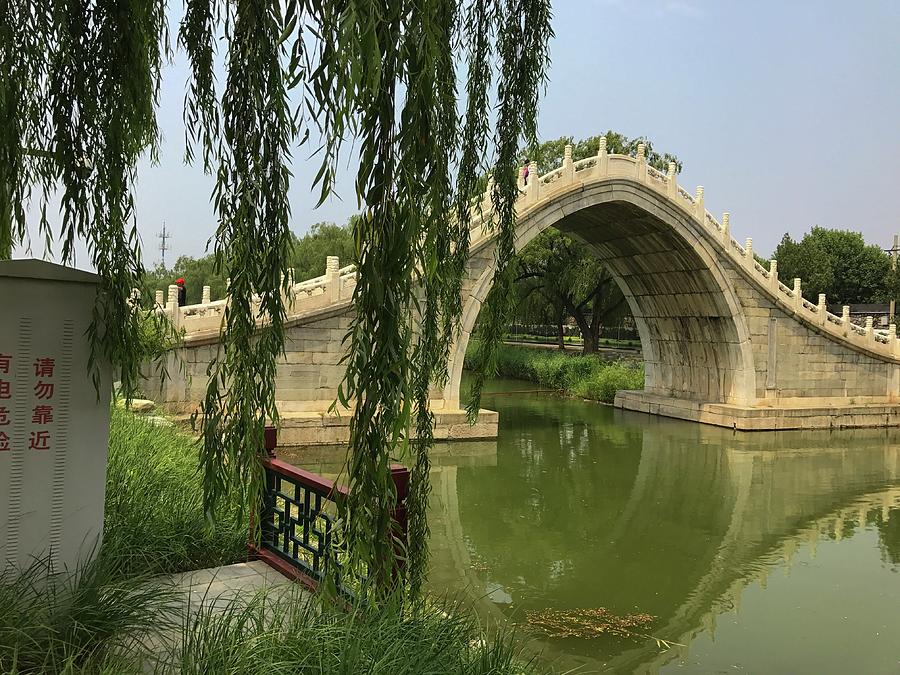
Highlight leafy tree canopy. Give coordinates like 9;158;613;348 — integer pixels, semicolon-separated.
522;132;682;174
773;227;892;304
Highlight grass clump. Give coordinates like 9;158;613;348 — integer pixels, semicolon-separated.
0;555;178;674
466;342;644;403
104;407;246;577
167;592;532;674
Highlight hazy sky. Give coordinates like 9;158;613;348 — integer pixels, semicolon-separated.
17;0;900;266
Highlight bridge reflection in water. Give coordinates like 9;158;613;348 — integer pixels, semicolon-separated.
281;377;900;674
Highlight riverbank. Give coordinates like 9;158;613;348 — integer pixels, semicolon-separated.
466;341;644;403
0;409;532;674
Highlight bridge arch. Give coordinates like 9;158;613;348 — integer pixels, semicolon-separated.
444;174;757;407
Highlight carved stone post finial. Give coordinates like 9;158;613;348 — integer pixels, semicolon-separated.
817;293;827;325
326;256;340;302
155;289;164;307
769;259;778;289
792;278;802;310
597;136;608;176
563;144;574;182
744;237;753;262
694;186;705;223
202;285;211;304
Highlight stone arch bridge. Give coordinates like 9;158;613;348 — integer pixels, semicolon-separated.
144;137;900;439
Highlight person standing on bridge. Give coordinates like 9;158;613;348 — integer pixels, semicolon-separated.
176;277;187;306
522;159;530;185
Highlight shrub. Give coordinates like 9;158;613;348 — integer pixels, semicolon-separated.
466;341;644;403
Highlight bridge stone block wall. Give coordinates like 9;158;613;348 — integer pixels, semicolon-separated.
144;136;900;435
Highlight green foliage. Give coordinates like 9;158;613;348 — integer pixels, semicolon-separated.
0;554;178;673
466;342;644;404
2;0;168;404
104;408;245;577
10;0;554;603
773;227;892;304
515;229;630;353
165;592;532;674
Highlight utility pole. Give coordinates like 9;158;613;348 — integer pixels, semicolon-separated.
890;234;898;321
158;222;171;268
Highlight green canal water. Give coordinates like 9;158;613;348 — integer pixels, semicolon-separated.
285;377;900;673
435;377;900;673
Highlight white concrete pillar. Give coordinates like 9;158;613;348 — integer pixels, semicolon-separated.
154;289;164;307
167;284;181;328
744;238;754;269
866;316;874;338
202;285;211;304
694;185;704;223
526;161;539;203
666;161;678;199
890;324;899;356
636;142;647;181
769;259;778;290
792;278;802;310
817;293;827;325
721;212;731;244
597;136;608;176
326;256;340;303
563;143;574;182
842;305;850;336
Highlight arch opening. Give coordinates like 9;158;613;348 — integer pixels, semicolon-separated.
444;179;756;408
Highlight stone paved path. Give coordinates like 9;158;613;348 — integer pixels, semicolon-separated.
164;560;306;616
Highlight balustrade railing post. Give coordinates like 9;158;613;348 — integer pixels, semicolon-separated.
597;136;608;177
563;143;574;183
636;143;647;181
792;278;802;310
817;293;827;325
865;316;874;339
202;285;211;304
694;185;704;223
744;238;754;269
769;259;778;291
326;256;340;303
526;161;539;203
155;289;164;307
842;305;850;336
890;324;899;356
167;284;181;328
666;161;677;199
720;212;730;245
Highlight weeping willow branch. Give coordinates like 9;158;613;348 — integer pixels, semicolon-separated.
5;0;554;603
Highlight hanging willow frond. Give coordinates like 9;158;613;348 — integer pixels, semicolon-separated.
5;0;554;604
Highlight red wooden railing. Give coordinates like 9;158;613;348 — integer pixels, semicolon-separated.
250;426;409;595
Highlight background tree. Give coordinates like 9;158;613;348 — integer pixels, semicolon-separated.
773;227;892;304
515;229;628;354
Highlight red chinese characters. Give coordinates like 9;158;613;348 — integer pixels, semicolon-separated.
28;430;50;451
0;406;8;426
31;405;53;425
0;430;9;451
34;381;54;400
33;358;55;378
0;353;10;374
0;380;9;399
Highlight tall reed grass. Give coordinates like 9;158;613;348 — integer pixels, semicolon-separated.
104;407;246;577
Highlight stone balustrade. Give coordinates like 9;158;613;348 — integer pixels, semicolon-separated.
146;135;899;362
